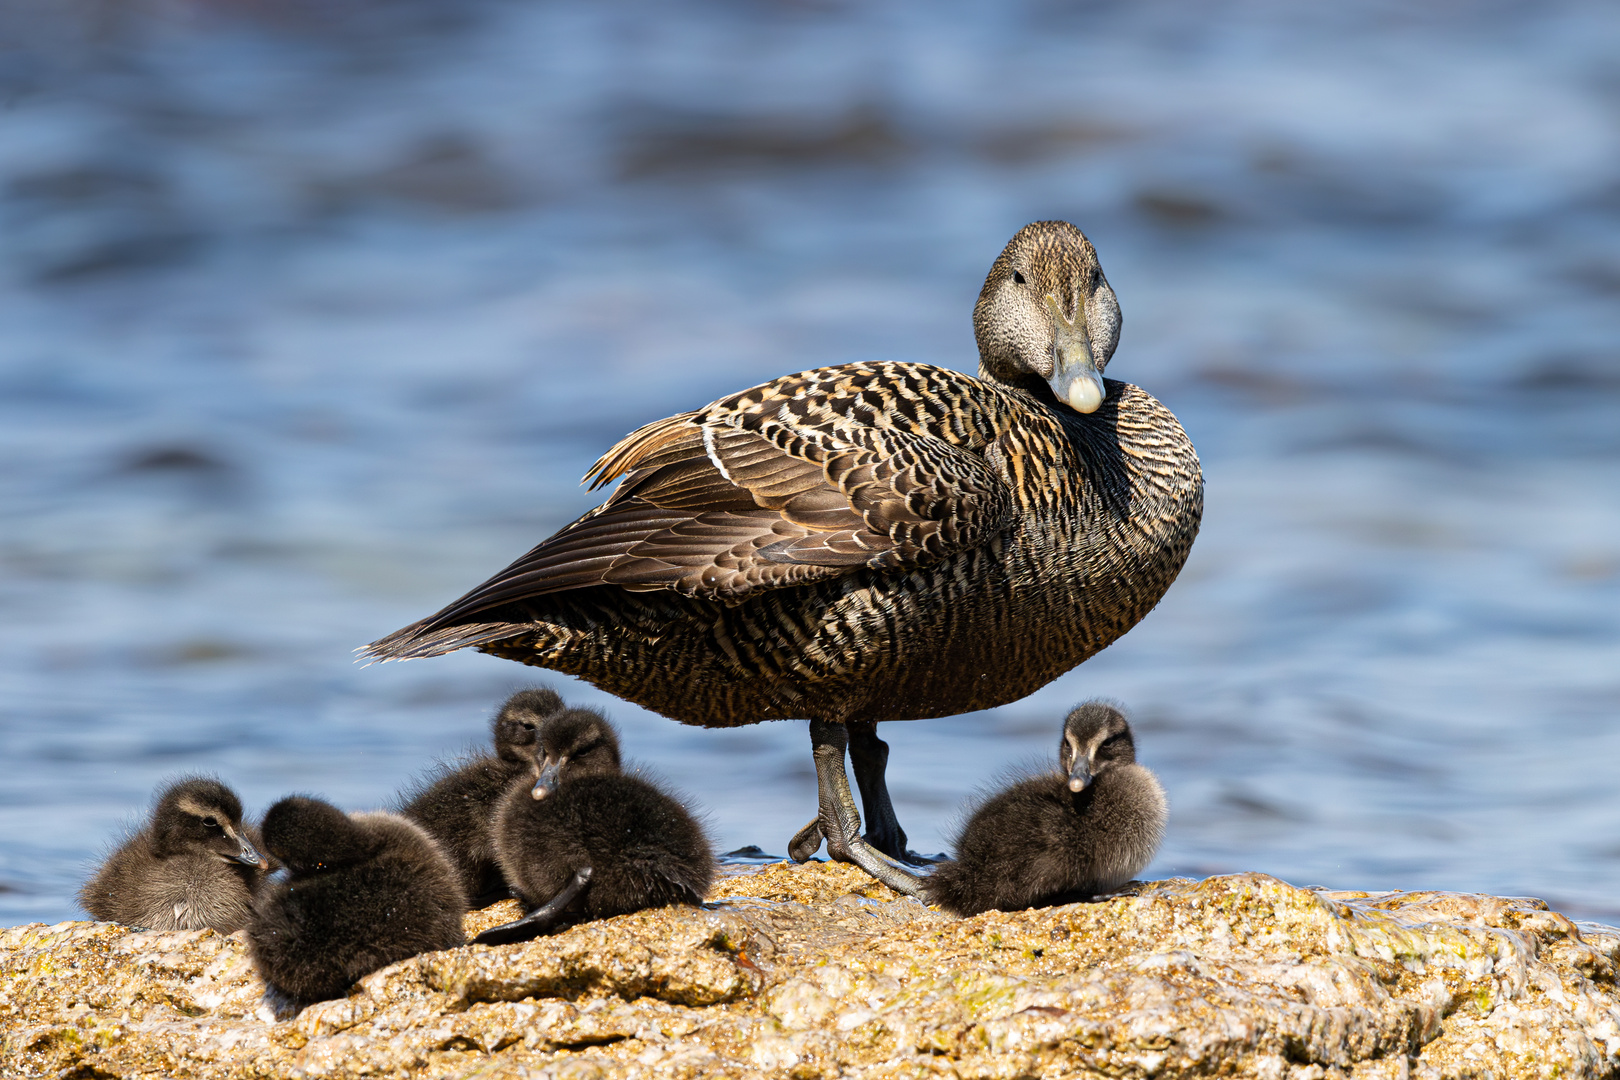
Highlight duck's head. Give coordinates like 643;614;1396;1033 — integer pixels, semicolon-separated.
151;777;268;869
493;687;565;763
973;220;1121;414
260;796;377;874
527;708;622;800
1059;701;1137;793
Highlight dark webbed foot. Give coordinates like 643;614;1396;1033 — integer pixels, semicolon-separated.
798;720;924;897
472;867;592;946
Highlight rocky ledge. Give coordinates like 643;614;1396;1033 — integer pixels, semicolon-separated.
4;863;1620;1079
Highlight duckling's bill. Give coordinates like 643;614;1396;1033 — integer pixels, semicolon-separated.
532;760;562;799
236;840;269;869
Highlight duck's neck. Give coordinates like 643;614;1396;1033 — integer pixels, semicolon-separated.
977;364;1064;410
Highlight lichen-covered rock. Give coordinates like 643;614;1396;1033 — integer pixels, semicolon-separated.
4;864;1619;1078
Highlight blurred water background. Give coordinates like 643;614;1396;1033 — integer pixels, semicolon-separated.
2;0;1618;926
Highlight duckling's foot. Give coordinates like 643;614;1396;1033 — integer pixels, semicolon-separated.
805;719;925;897
472;867;592;946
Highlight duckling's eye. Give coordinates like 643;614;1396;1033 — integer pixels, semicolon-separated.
202;817;219;828
1012;270;1027;285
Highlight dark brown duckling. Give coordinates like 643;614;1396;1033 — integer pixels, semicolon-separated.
365;221;1202;898
398;687;581;907
247;797;466;1006
518;702;624;801
922;702;1166;917
474;713;713;946
78;776;269;933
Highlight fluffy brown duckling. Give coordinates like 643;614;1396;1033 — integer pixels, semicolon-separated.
246;796;466;1006
923;702;1166;916
398;687;595;907
474;710;713;946
78;776;269;933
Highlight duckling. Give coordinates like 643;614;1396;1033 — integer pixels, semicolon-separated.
365;221;1203;898
473;714;713;946
247;796;466;1006
78;776;269;933
398;687;598;907
922;702;1166;917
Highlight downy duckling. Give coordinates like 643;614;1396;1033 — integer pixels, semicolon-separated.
78;776;269;933
399;687;595;907
923;702;1166;916
474;711;713;946
247;796;466;1006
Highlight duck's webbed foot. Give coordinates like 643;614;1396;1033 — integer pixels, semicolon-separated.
472;867;592;946
789;719;924;897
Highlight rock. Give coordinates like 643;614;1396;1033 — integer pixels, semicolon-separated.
4;864;1619;1078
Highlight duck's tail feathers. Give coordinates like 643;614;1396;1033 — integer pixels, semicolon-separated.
358;620;530;664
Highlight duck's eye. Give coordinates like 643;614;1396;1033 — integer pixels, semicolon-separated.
1012;270;1027;285
202;817;219;828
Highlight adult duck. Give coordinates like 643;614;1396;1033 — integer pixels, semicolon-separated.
366;220;1202;896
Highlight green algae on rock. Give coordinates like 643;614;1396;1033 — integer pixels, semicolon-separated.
4;864;1620;1078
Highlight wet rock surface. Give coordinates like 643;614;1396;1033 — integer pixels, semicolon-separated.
5;863;1620;1079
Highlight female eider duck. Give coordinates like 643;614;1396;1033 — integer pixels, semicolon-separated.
475;709;713;946
923;702;1167;916
247;796;465;1006
79;776;269;933
398;687;601;908
365;221;1203;897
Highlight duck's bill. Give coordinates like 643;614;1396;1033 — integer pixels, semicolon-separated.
1051;361;1105;414
1067;761;1094;793
1043;292;1106;414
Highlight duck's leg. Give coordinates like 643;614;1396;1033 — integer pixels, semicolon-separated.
847;719;937;864
789;721;934;866
472;867;592;946
794;719;924;897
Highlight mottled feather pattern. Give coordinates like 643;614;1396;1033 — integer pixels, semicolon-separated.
368;365;1200;728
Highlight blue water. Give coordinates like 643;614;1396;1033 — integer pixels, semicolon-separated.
2;0;1618;925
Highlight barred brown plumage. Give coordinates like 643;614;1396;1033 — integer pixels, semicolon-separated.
364;221;1203;896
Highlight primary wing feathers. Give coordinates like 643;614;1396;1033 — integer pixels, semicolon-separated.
396;363;1019;635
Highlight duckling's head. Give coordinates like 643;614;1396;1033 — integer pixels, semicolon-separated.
151;777;268;869
492;687;565;763
527;708;622;800
973;220;1121;414
1059;702;1136;793
260;796;378;874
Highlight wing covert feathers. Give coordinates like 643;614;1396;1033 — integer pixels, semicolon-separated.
369;362;1042;655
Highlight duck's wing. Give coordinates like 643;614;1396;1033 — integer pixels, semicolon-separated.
367;364;1020;657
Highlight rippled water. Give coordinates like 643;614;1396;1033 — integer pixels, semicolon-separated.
2;0;1618;926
